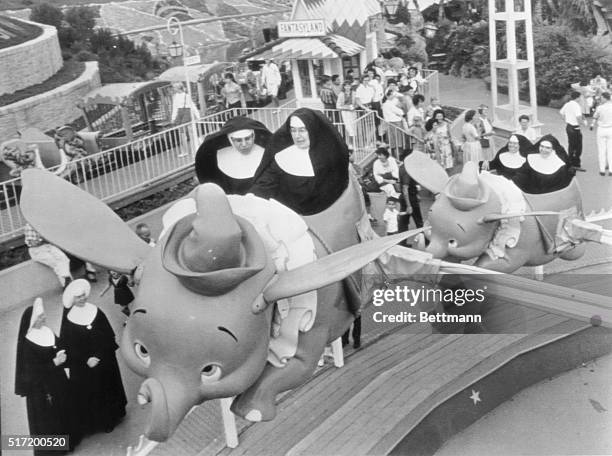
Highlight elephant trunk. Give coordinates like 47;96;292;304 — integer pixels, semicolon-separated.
138;377;198;442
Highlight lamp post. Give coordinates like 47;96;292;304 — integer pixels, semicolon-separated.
379;0;401;19
167;17;198;155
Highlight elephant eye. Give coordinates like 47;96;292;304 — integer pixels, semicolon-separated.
134;342;151;367
448;239;458;248
201;364;222;383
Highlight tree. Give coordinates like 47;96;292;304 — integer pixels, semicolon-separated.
30;3;63;29
64;7;97;41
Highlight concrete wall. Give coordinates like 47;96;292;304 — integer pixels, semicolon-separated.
0;22;63;96
0;61;100;139
0;203;169;314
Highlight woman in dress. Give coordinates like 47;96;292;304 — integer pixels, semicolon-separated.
426;109;454;170
476;104;495;161
221;73;245;110
336;81;357;148
513;134;574;194
461;109;483;164
481;134;534;180
195;116;272;195
15;298;77;454
250;108;349;216
60;279;127;437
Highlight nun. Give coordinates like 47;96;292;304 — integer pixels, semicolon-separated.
513;134;574;194
195;116;272;195
250;108;349;215
60;279;127;436
481;134;534;180
15;298;75;454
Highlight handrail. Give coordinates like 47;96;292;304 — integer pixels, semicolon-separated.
0;105;378;243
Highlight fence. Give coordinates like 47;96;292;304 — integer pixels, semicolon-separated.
0;104;418;243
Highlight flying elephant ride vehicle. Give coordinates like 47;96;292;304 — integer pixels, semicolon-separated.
19;153;611;450
0;126;99;209
76;81;174;150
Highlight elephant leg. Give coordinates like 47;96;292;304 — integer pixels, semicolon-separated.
474;251;530;273
231;325;329;422
559;243;585;261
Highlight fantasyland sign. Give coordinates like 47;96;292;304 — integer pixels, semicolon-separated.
278;20;326;38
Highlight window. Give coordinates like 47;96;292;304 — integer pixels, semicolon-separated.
342;55;361;79
297;59;312;98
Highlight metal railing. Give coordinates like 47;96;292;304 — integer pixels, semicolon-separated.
0;104;420;243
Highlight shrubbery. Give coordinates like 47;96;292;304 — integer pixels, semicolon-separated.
30;3;168;83
426;20;612;106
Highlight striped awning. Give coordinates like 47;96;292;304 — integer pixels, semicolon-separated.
250;35;364;61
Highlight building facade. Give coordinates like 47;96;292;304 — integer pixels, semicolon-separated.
250;0;384;107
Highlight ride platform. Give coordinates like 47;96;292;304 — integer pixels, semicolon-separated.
146;263;612;456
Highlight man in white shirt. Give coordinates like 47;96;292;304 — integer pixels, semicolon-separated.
355;74;375;111
594;91;612;176
513;115;538;143
261;59;282;110
560;91;585;169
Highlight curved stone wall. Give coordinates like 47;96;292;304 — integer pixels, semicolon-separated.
0;20;63;96
0;62;101;140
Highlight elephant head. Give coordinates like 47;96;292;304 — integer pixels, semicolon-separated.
404;154;502;260
20;169;411;442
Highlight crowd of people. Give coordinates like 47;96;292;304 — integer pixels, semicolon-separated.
13;53;604;451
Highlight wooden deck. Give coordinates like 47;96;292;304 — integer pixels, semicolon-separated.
146;264;612;456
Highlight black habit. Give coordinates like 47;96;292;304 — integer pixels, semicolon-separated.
15;307;75;455
60;304;127;436
195;116;272;194
513;134;574;194
485;134;534;180
250;108;349;215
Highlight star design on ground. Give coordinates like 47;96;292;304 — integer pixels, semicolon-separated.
470;389;481;405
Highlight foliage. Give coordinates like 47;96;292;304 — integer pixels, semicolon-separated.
538;0;596;35
29;2;63;29
88;29;168;83
29;4;168;84
532;24;612;104
64;6;97;41
442;21;489;78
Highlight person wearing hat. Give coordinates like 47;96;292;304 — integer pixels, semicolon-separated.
481;134;534;180
15;298;77;454
512;134;575;194
250;108;349;216
60;279;126;436
195;116;272;195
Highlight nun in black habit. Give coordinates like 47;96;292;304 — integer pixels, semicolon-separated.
250;108;349;215
513;134;574;194
195;116;272;195
60;279;127;436
15;298;76;455
481;134;534;180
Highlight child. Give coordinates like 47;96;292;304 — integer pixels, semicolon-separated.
408;116;426;153
135;223;156;247
108;270;134;316
383;196;400;235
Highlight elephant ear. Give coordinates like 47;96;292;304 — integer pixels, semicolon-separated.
20;169;151;273
263;229;424;303
403;151;449;194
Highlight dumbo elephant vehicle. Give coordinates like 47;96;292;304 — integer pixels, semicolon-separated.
403;151;608;272
20;157;611;447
